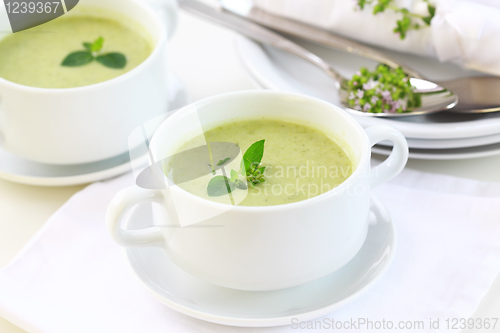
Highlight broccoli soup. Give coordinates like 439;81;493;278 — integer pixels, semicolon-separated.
167;118;354;207
0;11;153;89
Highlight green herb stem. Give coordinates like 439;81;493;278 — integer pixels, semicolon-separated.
356;0;436;39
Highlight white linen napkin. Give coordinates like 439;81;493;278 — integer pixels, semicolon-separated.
1;166;500;333
251;0;500;76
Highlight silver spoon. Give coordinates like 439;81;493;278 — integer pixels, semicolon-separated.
179;0;458;118
219;0;498;114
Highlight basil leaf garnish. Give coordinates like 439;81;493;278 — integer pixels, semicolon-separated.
206;140;267;196
96;53;127;69
242;140;265;172
83;42;93;52
61;51;94;67
207;176;236;197
62;37;126;69
91;36;104;53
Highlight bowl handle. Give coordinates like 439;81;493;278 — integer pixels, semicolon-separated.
365;125;409;188
106;186;166;247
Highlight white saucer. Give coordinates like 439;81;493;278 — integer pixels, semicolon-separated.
124;196;396;327
235;35;500;141
0;73;190;187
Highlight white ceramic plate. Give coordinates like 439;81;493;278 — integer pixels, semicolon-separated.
0;73;190;187
235;35;500;140
379;132;500;149
125;196;396;327
372;142;500;160
244;64;500;160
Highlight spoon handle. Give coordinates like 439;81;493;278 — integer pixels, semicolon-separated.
219;0;423;80
178;0;343;83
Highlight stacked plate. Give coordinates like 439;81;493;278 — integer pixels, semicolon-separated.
235;35;500;160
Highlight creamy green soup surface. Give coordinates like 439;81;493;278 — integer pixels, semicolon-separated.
0;11;153;88
168;118;354;207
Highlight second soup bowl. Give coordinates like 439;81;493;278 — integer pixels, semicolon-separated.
0;0;177;165
107;91;408;291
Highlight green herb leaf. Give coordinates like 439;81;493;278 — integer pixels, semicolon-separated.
356;0;435;39
217;157;230;166
240;159;246;176
96;53;127;69
243;140;265;172
427;4;436;17
61;51;94;67
422;4;435;26
242;140;267;187
357;0;368;9
394;17;409;39
373;4;385;14
63;37;127;69
230;169;238;183
235;179;248;190
91;36;104;53
83;42;93;52
207;176;236;197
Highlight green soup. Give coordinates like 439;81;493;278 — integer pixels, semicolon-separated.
0;11;153;88
168;118;354;207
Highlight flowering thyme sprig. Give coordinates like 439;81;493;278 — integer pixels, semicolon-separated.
246;162;266;188
207;140;265;196
347;65;422;114
355;0;436;39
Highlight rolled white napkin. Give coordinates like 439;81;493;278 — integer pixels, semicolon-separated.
253;0;500;75
0;166;500;332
